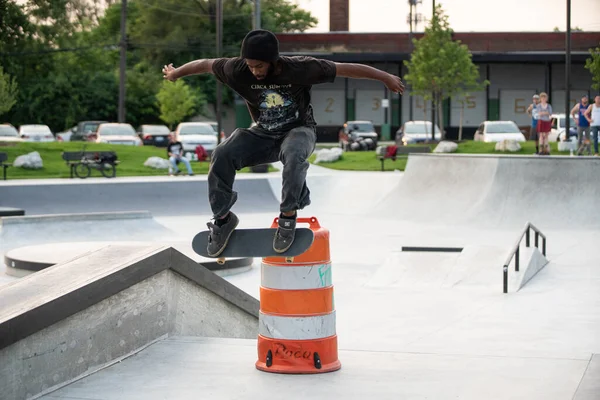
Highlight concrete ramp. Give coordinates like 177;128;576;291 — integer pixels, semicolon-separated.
0;244;259;400
373;154;600;229
268;172;403;215
366;244;547;292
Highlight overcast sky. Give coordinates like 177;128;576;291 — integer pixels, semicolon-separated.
293;0;600;33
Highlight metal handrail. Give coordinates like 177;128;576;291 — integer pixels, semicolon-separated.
503;222;547;293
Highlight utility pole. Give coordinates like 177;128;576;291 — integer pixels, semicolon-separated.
407;0;422;121
216;0;223;143
431;0;436;139
254;0;261;30
118;0;127;123
565;0;571;141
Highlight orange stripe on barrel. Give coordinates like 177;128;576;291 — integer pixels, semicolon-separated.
260;287;333;315
256;335;341;374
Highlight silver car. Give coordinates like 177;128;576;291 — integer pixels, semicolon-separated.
174;122;218;155
19;124;55;142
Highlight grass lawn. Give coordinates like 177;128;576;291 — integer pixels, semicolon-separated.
1;140;573;179
309;141;571;172
0;142;276;179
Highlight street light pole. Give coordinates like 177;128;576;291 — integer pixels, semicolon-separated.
254;0;261;30
216;0;223;144
118;0;127;123
431;0;436;140
408;1;414;121
565;0;571;141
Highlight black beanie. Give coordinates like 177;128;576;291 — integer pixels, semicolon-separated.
240;30;279;62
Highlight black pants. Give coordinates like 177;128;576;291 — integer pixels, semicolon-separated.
208;126;317;218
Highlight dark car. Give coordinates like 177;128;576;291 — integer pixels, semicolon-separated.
338;120;379;151
70;121;109;142
137;124;171;147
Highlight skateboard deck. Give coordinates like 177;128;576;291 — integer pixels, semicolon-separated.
192;228;315;264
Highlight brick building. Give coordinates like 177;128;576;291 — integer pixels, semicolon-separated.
232;0;600;141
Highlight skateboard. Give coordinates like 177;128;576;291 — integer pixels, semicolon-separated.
192;228;315;265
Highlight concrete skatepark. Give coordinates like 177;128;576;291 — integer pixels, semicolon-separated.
1;154;599;399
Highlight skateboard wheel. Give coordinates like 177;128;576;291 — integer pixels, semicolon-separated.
217;257;225;265
285;257;293;263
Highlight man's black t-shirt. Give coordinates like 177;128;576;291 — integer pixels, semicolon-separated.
167;141;183;157
212;56;337;137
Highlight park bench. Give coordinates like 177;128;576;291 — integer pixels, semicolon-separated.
62;151;119;179
376;145;431;171
0;152;11;180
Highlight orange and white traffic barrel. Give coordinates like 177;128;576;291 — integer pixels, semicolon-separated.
255;216;341;374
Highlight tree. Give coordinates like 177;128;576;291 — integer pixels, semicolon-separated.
585;44;600;91
404;5;488;140
156;79;204;129
0;67;18;116
128;0;319;109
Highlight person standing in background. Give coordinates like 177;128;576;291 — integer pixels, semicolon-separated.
535;92;552;156
527;94;540;154
584;95;600;156
571;95;590;147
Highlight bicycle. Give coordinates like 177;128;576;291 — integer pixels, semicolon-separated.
74;145;117;179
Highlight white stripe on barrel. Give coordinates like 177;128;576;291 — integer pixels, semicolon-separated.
258;311;337;340
261;262;332;290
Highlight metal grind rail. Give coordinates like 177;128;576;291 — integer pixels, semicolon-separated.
503;222;547;294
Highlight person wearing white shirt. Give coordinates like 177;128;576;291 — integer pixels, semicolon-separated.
583;95;600;156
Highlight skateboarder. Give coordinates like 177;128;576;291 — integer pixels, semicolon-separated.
162;29;405;256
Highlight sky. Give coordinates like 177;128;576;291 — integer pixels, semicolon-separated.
293;0;600;33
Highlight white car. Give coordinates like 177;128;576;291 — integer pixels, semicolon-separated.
174;122;218;155
473;121;526;143
396;121;441;145
549;113;577;142
19;124;55;142
94;123;143;146
0;124;22;143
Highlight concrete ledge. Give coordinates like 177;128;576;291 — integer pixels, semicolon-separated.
4;242;255;276
0;210;152;226
0;244;260;400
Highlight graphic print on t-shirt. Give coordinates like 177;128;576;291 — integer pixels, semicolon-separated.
256;87;299;131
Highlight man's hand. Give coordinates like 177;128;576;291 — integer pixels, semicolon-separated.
384;74;405;95
162;63;178;82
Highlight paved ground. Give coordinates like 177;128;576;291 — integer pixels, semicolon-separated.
2;154;599;399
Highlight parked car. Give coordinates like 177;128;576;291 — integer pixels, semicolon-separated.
70;120;109;142
56;126;76;142
396;121;441;145
339;120;378;150
473;121;526;143
137;124;170;147
18;124;55;142
0;124;22;143
93;123;143;146
549;113;578;142
174;122;218;156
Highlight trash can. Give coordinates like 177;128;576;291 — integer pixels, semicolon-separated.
380;124;391;141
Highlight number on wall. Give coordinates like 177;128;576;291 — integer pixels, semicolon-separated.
465;95;476;109
325;97;335;113
372;98;381;111
514;98;527;114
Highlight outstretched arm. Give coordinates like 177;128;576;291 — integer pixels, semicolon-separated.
584;105;593;122
335;63;405;94
162;59;218;81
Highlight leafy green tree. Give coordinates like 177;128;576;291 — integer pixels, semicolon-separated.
0;67;18;116
585;44;600;91
404;5;488;139
156;79;204;129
